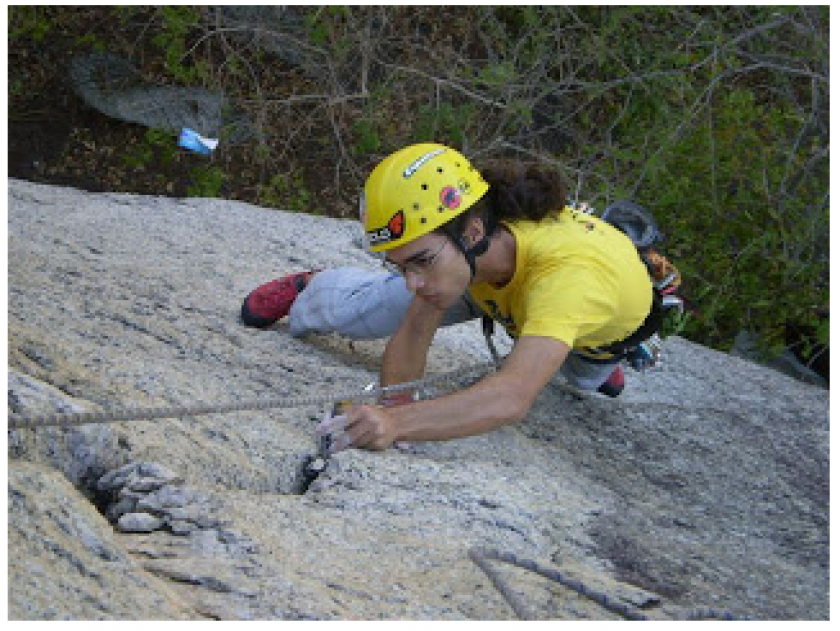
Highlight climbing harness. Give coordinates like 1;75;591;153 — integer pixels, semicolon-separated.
580;200;686;371
469;547;743;621
626;334;663;372
7;361;497;430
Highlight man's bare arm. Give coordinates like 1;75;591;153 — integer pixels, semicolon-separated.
318;335;571;451
380;295;444;386
391;335;570;442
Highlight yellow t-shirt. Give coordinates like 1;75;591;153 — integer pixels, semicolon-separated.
468;208;653;352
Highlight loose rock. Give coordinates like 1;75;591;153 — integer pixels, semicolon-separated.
118;513;165;533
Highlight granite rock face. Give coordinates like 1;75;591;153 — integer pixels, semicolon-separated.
7;179;829;620
8;461;194;619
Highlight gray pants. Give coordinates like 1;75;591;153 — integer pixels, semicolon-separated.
289;267;618;391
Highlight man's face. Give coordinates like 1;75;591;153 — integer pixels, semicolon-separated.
385;232;471;310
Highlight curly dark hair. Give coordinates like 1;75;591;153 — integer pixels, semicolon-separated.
440;159;567;242
478;159;567;223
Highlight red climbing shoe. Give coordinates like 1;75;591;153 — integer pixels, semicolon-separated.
597;365;625;398
241;271;317;328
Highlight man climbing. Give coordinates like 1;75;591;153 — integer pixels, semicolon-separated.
241;143;654;453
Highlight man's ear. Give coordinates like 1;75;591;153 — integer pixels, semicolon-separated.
463;215;486;247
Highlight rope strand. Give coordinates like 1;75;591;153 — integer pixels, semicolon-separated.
8;361;496;429
468;547;744;621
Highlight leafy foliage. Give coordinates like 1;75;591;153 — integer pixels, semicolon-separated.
187;164;226;198
258;172;313;214
8;6;54;42
151;6;205;84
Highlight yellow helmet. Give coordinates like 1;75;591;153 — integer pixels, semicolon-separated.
361;143;489;252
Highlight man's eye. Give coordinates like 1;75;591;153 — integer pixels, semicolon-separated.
414;257;432;268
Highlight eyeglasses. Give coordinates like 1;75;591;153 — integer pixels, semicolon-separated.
383;239;448;277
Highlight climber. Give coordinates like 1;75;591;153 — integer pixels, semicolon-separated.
240;143;654;453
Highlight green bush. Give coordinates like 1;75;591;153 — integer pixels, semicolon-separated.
415;101;478;147
152;6;205;84
187;165;225;198
258;173;313;214
122;130;178;169
569;7;829;353
633;89;827;351
9;6;54;42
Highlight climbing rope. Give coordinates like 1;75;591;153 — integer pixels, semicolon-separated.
9;359;778;430
8;361;496;429
468;547;743;621
469;547;647;620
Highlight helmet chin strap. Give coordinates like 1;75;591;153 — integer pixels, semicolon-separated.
447;215;497;281
458;235;490;281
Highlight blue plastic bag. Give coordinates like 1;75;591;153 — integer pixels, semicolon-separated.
178;128;219;155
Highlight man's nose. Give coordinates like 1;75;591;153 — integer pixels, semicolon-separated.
404;269;424;292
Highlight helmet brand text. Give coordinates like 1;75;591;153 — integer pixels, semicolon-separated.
402;148;446;178
367;210;405;246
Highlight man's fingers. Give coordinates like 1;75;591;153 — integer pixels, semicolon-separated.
329;422;375;454
329;432;351;454
315;412;348;436
315;405;392;454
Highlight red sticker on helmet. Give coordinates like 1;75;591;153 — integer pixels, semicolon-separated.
440;186;461;210
367;210;405;246
387;210;405;238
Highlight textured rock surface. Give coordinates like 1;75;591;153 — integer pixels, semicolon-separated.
7;179;829;620
8;461;194;619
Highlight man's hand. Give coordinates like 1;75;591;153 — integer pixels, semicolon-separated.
315;404;399;454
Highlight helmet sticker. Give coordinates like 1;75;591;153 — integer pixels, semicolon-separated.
403;148;445;179
367;210;405;246
440;185;461;210
457;178;471;194
388;210;405;236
